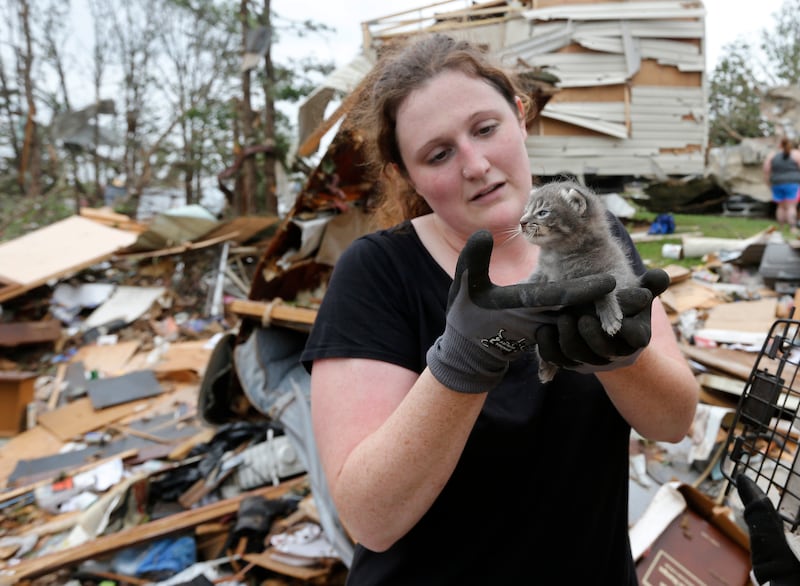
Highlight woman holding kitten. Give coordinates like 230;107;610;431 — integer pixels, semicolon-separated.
301;33;699;585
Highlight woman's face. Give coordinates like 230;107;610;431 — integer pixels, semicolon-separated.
395;69;531;239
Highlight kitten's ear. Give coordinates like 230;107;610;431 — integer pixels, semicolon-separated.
562;187;588;216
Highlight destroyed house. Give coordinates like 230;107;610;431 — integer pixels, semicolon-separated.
297;0;708;186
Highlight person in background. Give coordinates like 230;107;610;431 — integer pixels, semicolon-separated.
763;137;800;233
301;33;699;585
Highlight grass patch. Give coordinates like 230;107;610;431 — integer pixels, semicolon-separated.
629;212;783;270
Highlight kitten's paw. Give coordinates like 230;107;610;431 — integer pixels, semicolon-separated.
597;303;623;336
538;362;558;383
600;315;622;336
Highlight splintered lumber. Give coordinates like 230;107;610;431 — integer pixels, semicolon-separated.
697;373;747;396
0;475;308;584
0;320;62;347
227;299;317;325
679;344;754;381
78;207;146;233
244;550;333;581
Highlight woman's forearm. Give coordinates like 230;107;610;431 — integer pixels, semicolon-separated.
598;301;699;441
314;362;486;551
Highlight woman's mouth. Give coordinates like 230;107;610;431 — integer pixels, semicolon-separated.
470;182;503;201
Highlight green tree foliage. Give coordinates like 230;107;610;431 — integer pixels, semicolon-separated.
708;40;772;146
707;0;800;146
761;0;800;85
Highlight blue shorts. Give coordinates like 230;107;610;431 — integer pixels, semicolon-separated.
772;183;800;202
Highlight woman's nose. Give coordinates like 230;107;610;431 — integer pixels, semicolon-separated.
460;145;490;180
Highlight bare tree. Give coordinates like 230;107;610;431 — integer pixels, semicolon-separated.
237;0;258;215
261;0;278;215
105;0;163;200
157;0;239;208
0;54;22;170
88;0;113;197
16;0;42;197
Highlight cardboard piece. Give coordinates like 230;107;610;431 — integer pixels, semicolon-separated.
660;279;722;314
634;484;751;586
695;298;777;346
69;341;140;377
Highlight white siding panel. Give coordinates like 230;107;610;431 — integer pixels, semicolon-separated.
527;137;692;155
528;156;704;177
496;21;574;62
522;2;706;22
541;111;628;138
544;102;627;121
571;20;704;39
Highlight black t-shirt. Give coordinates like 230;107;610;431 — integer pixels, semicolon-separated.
301;219;644;585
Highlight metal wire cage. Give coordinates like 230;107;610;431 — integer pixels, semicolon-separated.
721;317;800;532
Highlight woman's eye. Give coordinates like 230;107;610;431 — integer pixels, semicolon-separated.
476;123;498;137
428;149;450;165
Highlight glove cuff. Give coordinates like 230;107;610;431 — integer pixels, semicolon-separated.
426;324;509;394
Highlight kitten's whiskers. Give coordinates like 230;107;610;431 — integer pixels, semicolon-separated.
495;226;523;247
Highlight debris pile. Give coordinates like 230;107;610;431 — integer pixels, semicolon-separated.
0;206;347;585
3;197;800;584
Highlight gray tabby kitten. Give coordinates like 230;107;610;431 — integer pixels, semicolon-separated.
519;180;640;383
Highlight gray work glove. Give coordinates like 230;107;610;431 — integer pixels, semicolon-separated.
426;230;616;393
534;268;669;373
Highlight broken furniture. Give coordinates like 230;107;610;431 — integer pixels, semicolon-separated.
0;371;37;436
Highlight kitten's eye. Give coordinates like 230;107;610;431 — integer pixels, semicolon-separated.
536;210;550;219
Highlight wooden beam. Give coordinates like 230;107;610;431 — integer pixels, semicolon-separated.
679;344;753;381
227;299;317;326
0;475;308;584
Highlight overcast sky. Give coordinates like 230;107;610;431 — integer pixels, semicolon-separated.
271;0;787;71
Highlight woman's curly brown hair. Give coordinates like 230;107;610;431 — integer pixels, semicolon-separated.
346;33;532;229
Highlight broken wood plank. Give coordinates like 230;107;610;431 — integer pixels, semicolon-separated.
69;340;140;377
244;549;333;581
115;231;239;260
697;372;747;396
37;397;149;442
47;363;68;410
0;320;62;347
679;344;755;380
0;475;308;584
78;206;146;233
227;299;317;325
0;216;138;304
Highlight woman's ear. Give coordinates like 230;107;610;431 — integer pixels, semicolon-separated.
515;96;527;134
